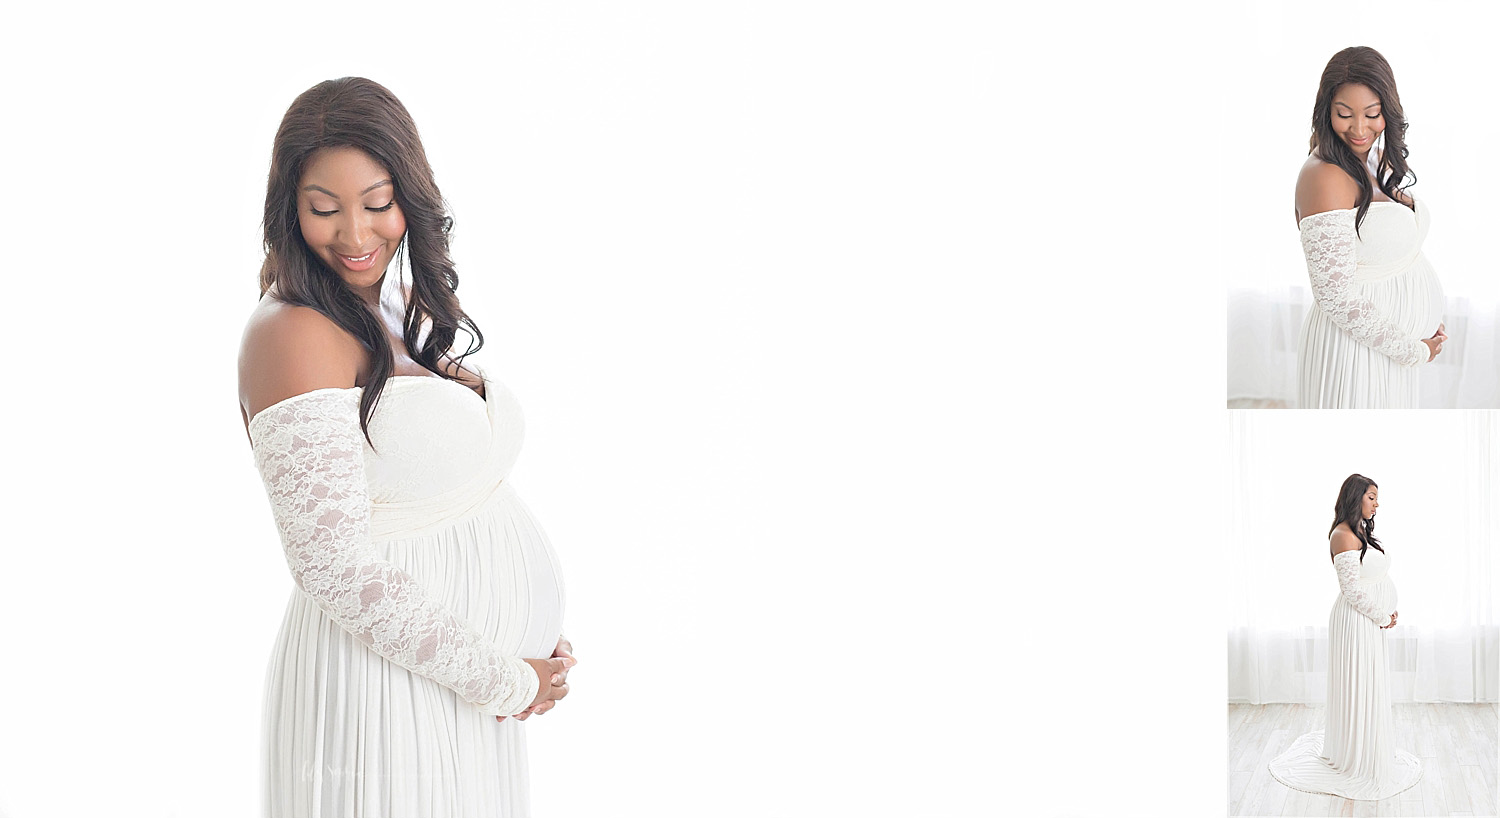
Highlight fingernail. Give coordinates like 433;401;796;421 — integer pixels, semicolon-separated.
563;658;577;668
551;674;563;684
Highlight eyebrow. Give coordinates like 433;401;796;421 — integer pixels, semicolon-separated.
301;180;392;198
1333;101;1382;110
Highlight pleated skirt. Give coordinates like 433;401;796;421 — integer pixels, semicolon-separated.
262;487;566;818
1268;584;1422;800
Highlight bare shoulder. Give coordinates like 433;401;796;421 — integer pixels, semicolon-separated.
1329;525;1362;556
1296;157;1359;222
238;296;365;423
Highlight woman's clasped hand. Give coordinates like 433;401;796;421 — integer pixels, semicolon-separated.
1422;324;1447;362
500;636;577;722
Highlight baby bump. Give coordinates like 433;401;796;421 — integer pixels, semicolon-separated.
382;493;566;661
1373;578;1398;616
1350;261;1442;337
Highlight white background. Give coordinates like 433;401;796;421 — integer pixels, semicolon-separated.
0;2;1284;816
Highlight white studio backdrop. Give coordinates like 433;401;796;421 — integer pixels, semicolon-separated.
1228;411;1499;705
0;3;1248;818
1224;2;1500;408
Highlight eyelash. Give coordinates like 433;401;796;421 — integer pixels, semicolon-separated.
1336;114;1381;120
310;202;397;217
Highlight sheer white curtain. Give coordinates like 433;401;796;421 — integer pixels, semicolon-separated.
1223;14;1500;408
1228;411;1498;704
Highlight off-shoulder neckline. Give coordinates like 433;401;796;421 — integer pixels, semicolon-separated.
1297;198;1420;230
1331;544;1388;559
246;373;489;438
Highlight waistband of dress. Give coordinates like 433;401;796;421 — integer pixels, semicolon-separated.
1353;256;1425;284
369;478;517;541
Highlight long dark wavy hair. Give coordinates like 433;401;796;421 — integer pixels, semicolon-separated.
259;77;483;443
1329;474;1383;561
1308;46;1415;234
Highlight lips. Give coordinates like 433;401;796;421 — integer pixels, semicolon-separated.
335;246;381;272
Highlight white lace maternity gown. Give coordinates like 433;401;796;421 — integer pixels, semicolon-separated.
1296;200;1444;409
1269;545;1421;800
248;371;565;817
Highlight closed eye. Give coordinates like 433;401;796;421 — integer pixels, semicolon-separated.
309;202;395;217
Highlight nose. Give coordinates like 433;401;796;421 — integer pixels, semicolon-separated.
340;210;372;248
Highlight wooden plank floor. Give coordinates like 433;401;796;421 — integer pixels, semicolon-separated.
1228;398;1293;409
1229;703;1498;817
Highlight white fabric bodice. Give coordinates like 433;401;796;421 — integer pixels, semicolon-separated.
363;376;499;501
360;376;526;541
361;376;522;498
1350;201;1430;282
1343;202;1444;339
1351;543;1390;580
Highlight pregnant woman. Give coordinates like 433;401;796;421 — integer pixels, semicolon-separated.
1269;474;1422;800
1295;46;1446;409
239;78;574;817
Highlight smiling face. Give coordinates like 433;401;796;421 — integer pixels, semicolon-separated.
1361;484;1380;521
297;146;406;300
1331;83;1385;158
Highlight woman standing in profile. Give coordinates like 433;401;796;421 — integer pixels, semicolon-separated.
239;77;575;816
1269;474;1422;800
1295;46;1446;409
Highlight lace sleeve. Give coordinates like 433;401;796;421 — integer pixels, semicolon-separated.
1332;550;1391;624
248;389;538;717
1300;209;1428;366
